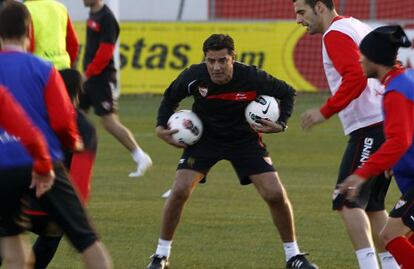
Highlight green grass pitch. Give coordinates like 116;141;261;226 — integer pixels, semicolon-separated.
42;93;400;269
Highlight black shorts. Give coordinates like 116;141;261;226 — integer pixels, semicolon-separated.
390;186;414;230
0;164;98;252
177;136;275;185
79;72;118;116
0;166;32;236
333;124;391;211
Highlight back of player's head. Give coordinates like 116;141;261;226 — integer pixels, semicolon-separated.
360;25;411;67
203;34;235;57
59;69;84;104
292;0;335;10
0;1;31;40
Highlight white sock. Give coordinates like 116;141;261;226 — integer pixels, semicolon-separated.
131;148;145;163
356;247;379;269
155;239;172;258
283;241;300;261
378;251;400;269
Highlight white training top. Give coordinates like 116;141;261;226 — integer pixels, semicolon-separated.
322;17;384;135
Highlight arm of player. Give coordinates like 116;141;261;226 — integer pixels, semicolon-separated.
84;42;115;78
85;14;118;78
44;67;83;151
338;174;365;200
28;19;35;53
300;108;326;130
66;15;80;68
0;87;54;197
339;91;414;198
156;70;193;127
354;91;414;178
69;150;95;204
31;170;55;198
252;119;285;133
155;126;186;148
0;87;52;174
319;30;368;119
257;69;296;127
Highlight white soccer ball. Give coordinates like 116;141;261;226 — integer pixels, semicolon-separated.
245;95;280;125
167;110;203;145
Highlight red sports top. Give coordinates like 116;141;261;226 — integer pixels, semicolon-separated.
355;66;413;179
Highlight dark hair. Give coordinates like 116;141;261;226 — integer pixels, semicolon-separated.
202;34;235;56
0;1;31;40
292;0;334;10
59;69;84;104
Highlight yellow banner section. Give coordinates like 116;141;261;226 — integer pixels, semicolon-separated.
74;22;316;94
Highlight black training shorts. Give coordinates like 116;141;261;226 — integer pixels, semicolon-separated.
79;71;118;116
332;124;391;211
0;166;32;236
0;164;98;252
177;136;275;185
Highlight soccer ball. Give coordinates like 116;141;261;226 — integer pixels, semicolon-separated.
245;95;280;125
167;110;203;145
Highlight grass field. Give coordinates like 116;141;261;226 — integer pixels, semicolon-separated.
42;93;400;269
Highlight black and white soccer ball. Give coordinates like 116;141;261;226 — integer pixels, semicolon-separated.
167;110;203;145
245;95;280;125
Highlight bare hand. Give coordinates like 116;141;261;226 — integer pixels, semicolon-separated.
252;119;285;133
338;174;366;200
82;73;89;82
385;169;393;179
155;126;187;148
30;170;55;198
301;108;326;130
73;139;84;152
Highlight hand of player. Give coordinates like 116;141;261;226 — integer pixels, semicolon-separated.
30;170;55;198
385;169;393;180
73;139;84;152
155;126;187;148
252;119;285;133
338;174;366;200
301;108;326;130
82;72;89;82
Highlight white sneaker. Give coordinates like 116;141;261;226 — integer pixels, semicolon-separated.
161;189;171;198
129;152;152;177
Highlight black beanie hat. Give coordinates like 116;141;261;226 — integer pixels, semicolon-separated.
359;25;411;66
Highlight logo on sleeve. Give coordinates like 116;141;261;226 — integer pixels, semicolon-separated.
394;199;407;210
198;86;208;97
87;19;101;32
101;101;112;111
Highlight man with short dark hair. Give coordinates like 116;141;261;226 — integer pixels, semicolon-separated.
0;2;112;269
81;0;152;177
147;33;318;269
292;0;399;268
340;25;414;269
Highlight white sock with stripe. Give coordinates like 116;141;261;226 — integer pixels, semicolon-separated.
378;251;400;269
155;239;172;258
356;247;379;269
283;241;300;261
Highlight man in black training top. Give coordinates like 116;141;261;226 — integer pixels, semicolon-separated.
147;34;318;269
81;0;152;177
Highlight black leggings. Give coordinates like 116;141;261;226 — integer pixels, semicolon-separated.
33;235;63;269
